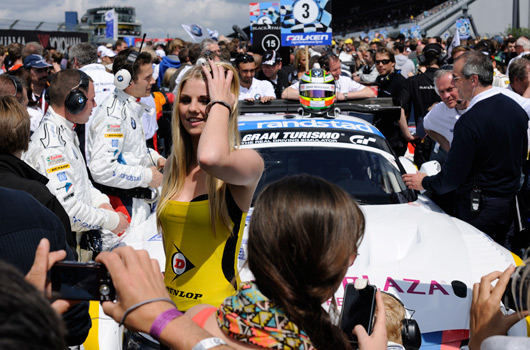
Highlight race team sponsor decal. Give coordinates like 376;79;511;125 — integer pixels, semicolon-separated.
47;163;70;173
106;124;122;132
171;245;195;280
349;135;376;145
131;118;136;129
46;154;65;166
57;172;67;182
238;118;383;137
104;133;124;138
56;182;73;193
111;139;119;147
240;128;389;151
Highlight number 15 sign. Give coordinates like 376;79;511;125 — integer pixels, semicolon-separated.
280;0;332;46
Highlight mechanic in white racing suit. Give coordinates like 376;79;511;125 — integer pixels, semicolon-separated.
88;50;165;226
24;69;129;260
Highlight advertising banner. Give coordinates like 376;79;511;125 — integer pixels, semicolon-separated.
410;25;422;39
0;30;88;54
456;18;471;39
280;0;332;46
105;9;117;40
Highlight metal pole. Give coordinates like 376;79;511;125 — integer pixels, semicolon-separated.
512;0;520;29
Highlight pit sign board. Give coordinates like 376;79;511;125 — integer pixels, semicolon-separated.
280;0;332;46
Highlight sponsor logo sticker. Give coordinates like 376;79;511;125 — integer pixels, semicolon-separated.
171;246;195;279
47;163;70;173
46;154;65;166
106;124;122;132
57;172;67;182
105;133;123;138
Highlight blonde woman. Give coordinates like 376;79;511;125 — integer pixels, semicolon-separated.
156;59;264;311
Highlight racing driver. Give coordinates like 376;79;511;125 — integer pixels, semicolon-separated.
88;49;165;226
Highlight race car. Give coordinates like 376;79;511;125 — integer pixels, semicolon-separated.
235;99;526;349
84;98;526;350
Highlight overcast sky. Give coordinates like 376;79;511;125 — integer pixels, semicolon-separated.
0;0;252;40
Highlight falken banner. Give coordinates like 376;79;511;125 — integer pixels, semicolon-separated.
280;0;332;46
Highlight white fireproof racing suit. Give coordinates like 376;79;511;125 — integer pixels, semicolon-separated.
24;107;120;233
87;89;163;226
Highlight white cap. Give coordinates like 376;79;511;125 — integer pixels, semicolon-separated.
101;48;116;58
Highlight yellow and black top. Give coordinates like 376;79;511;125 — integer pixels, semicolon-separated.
159;189;246;311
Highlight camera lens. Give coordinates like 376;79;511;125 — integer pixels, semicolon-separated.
100;284;110;296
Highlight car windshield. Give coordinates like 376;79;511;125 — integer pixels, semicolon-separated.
254;146;414;205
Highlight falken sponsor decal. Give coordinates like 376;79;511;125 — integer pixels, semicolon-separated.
46;154;65;166
104;133;123;138
238;118;383;137
46;163;70;173
281;33;331;46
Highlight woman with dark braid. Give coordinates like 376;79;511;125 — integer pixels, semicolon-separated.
186;174;388;350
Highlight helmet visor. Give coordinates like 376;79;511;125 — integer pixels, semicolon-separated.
299;83;335;99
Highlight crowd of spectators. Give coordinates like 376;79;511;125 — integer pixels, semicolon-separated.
0;26;530;350
333;0;450;36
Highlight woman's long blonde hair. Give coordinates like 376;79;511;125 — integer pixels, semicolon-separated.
157;61;241;233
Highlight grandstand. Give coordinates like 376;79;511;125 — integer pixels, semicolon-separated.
333;0;530;39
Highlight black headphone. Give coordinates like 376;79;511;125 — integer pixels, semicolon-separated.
381;292;422;350
65;70;90;115
417;43;447;66
7;75;23;97
318;51;337;71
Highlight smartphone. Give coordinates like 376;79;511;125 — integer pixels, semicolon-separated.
339;279;377;343
51;261;116;301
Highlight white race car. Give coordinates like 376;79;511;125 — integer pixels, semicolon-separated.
234;100;527;349
84;99;526;350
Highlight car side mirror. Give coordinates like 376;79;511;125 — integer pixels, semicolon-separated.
419;160;441;176
398;156;417;174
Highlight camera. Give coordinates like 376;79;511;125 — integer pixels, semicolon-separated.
51;261;116;302
502;264;530;312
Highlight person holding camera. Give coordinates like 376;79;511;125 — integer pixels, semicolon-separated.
466;264;530;350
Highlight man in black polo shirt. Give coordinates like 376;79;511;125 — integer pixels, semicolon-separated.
400;43;443;138
374;47;407;156
256;50;290;99
403;51;528;249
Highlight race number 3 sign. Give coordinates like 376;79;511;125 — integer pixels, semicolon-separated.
280;0;332;46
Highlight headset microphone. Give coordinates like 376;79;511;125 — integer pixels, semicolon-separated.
114;33;147;90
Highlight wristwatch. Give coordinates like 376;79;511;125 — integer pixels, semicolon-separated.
344;92;349;100
192;337;227;350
